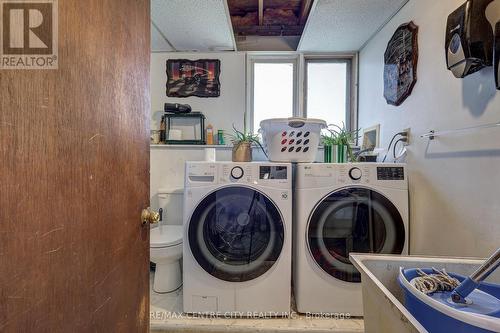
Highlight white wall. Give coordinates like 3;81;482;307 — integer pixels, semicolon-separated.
151;52;247;132
359;0;500;257
150;147;231;215
149;51;325;215
150;52;248;222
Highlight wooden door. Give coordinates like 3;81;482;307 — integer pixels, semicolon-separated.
0;0;150;331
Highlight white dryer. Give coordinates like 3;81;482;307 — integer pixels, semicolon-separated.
294;163;409;316
183;162;292;315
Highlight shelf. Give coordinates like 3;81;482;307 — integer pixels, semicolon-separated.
151;144;233;149
151;144;341;150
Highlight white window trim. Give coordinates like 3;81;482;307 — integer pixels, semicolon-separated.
246;52;359;135
246;53;300;133
303;53;359;132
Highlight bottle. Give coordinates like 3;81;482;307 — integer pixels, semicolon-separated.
218;130;225;145
206;124;214;145
159;115;166;143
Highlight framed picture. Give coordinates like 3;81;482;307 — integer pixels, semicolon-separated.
166;59;221;98
384;21;419;106
362;124;381;150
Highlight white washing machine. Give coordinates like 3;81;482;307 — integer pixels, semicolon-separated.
294;163;409;316
183;162;292;315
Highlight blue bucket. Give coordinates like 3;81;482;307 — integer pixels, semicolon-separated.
398;268;500;333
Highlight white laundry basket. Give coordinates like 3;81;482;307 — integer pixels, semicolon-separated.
259;118;327;163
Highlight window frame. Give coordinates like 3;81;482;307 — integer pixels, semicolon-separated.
304;57;353;131
247;54;300;133
246;53;358;136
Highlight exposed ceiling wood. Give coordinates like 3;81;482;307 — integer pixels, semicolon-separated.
258;0;264;25
228;0;301;15
228;0;258;16
228;0;310;37
234;25;305;36
298;0;313;25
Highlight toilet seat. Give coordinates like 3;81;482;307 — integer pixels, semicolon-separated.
150;225;183;248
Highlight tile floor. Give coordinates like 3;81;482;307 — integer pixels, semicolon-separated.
150;273;364;333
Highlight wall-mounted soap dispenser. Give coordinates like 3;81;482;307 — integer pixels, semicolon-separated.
495;21;500;89
446;0;494;78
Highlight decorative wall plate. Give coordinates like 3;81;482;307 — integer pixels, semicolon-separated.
384;22;419;106
166;59;221;98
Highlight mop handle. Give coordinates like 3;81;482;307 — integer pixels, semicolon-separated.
451;248;500;304
470;248;500;282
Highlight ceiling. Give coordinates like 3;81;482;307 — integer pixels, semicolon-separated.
298;0;409;52
227;0;313;37
151;0;236;52
151;22;174;52
150;0;409;52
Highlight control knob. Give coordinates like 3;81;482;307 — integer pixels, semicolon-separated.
231;166;244;180
349;167;362;181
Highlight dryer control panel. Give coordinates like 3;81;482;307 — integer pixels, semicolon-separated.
337;165;372;185
295;163;407;190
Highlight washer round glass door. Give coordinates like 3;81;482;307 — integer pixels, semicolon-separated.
188;186;284;282
307;187;405;283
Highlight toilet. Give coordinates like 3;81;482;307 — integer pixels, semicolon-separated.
150;189;184;293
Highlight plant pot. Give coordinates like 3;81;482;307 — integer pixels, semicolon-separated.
335;144;348;163
324;145;332;163
232;142;252;162
324;145;339;163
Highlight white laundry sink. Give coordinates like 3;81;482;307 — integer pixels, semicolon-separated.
349;254;500;333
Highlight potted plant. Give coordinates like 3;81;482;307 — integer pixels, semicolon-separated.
321;130;339;163
322;123;360;163
227;125;265;162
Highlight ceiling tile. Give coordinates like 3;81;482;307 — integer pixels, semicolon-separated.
298;0;408;52
151;22;174;52
151;0;236;52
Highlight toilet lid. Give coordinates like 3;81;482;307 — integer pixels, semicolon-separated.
150;225;183;248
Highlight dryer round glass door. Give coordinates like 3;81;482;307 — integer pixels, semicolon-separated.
307;187;405;283
188;186;285;282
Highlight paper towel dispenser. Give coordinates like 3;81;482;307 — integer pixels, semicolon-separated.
446;0;494;78
495;21;500;89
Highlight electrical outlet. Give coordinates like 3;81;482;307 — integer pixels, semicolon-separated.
402;128;411;145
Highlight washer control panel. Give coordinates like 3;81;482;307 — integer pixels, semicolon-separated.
377;167;405;180
219;163;290;185
222;164;253;182
259;165;288;180
348;167;362;180
230;166;244;180
187;162;292;189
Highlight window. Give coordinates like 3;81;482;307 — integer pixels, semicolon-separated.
248;55;355;133
249;57;298;132
305;59;351;129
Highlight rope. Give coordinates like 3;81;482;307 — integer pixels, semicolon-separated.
412;268;460;294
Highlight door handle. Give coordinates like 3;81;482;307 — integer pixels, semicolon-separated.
141;207;160;226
